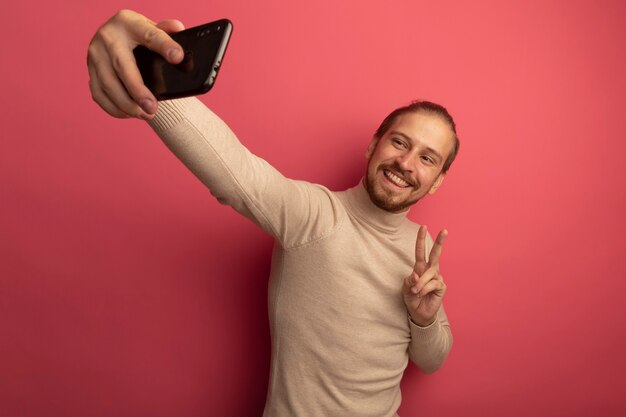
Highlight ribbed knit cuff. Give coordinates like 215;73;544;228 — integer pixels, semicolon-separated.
408;312;441;342
147;97;196;132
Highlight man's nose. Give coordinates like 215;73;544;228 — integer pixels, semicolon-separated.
395;152;415;172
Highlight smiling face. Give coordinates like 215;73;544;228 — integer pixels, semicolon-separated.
364;110;455;212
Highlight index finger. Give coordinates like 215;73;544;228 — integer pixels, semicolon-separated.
428;229;448;267
414;225;428;272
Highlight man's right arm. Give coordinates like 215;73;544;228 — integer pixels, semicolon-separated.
147;96;343;247
87;10;342;247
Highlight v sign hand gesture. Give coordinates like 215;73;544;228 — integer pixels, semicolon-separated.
403;225;448;327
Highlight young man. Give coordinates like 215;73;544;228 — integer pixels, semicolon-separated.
88;10;459;417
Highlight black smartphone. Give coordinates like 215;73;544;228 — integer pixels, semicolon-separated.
134;19;233;100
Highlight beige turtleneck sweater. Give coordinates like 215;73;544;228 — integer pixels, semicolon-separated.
148;97;452;417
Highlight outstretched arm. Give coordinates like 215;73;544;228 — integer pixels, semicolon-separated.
147;97;342;247
87;10;342;247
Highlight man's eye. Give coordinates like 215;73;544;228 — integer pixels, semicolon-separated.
392;139;406;148
421;156;434;164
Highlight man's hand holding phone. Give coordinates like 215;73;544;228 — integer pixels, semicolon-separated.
88;10;185;119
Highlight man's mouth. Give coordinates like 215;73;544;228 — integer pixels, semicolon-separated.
383;169;412;188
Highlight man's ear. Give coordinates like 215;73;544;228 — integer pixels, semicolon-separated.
366;137;379;159
428;173;446;195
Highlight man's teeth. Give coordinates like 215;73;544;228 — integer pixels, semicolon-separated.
384;170;410;187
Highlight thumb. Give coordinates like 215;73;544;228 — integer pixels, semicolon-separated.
156;19;185;34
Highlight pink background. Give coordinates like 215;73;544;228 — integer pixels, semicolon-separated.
2;0;625;416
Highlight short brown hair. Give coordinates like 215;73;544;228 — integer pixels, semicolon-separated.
375;101;460;173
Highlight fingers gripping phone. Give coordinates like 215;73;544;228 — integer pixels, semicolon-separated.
134;19;233;100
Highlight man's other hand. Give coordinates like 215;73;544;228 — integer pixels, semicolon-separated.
402;225;448;327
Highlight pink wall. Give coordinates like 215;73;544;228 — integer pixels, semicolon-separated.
2;0;625;416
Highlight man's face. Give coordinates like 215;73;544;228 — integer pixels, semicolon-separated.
365;111;454;212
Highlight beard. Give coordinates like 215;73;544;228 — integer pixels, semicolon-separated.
364;163;421;213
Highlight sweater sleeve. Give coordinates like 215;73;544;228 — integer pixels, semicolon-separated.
147;97;341;248
406;230;453;373
408;306;453;373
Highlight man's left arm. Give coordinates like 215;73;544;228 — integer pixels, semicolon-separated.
407;305;453;374
402;225;453;373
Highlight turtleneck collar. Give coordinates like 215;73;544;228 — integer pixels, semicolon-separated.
342;178;410;233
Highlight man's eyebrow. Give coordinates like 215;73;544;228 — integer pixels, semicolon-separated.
390;131;444;162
